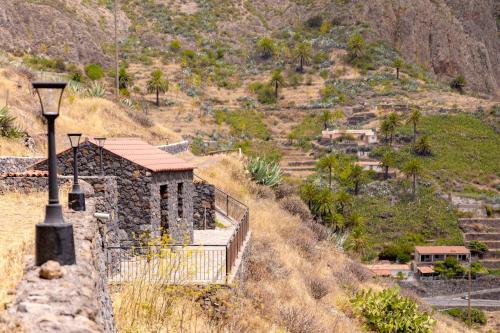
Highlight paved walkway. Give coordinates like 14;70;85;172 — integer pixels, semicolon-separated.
193;212;236;246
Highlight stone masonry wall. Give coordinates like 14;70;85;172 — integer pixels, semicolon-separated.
0;176;70;195
32;142;154;242
399;275;500;297
152;171;194;243
157;140;189;155
0;181;116;333
0;157;43;173
193;181;216;230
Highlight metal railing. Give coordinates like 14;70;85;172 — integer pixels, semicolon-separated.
106;175;250;284
106;245;227;284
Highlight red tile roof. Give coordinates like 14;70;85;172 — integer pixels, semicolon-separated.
418;266;435;274
89;138;195;173
415;246;470;255
0;170;48;178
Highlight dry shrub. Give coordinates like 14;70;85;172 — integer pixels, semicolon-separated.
305;220;330;241
344;260;372;283
246;239;289;282
125;108;154;128
279;305;326;333
279;195;312;221
289;230;318;260
248;182;275;199
307;276;330;300
274;182;296;200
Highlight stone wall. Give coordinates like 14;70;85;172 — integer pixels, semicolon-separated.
193;181;216;230
0;181;116;332
399;275;500;297
0;175;70;195
32;141;195;244
157;140;189;155
0;157;43;173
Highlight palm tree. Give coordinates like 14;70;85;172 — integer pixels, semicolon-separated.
414;135;432;156
402;158;423;197
147;69;169;107
335;190;352;216
269;70;285;100
294;42;312;73
300;182;318;211
407;108;421;143
257;37;276;59
386;112;401;146
348;164;368;195
393;58;403;80
317;154;338;189
320;110;332;130
380;119;391;144
347;33;366;61
345;227;368;256
313;187;335;222
380;150;396;180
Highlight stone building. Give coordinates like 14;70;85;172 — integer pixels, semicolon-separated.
32;138;214;244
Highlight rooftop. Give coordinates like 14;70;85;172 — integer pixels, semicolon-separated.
418;266;435;274
365;264;411;271
415;246;470;255
322;129;376;135
355;161;382;166
89;138;195;173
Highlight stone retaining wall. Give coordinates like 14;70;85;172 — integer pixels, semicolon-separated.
157;140;189;155
0;157;43;173
0;176;70;194
399;275;500;297
0;180;117;332
193;181;216;230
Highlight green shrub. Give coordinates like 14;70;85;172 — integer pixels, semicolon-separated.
0;106;21;138
468;240;488;255
256;37;276;59
248;82;276;104
305;15;323;28
170;39;181;51
246;157;282;187
379;243;412;263
450;75;466;93
485;204;493;217
351;287;435;333
219;110;271;140
84;63;104;81
414;135;432;156
434;257;466;278
446;308;487;326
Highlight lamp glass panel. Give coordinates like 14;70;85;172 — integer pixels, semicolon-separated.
36;88;64;116
68;134;81;148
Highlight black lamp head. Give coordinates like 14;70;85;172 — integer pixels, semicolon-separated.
68;133;82;148
94;137;106;148
32;82;67;116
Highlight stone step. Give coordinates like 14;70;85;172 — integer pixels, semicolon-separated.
482;250;500;259
474;241;500;248
285;161;317;167
480;259;500;269
282;166;317;172
465;233;500;241
460;218;500;232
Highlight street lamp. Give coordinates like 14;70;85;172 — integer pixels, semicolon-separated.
94;137;106;175
68;133;85;211
32;82;76;266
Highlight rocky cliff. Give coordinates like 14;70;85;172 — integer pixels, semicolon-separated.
357;0;500;95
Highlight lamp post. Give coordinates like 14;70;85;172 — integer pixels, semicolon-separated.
32;82;76;266
68;133;85;211
94;137;106;175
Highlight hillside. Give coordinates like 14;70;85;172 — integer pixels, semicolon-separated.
0;0;498;94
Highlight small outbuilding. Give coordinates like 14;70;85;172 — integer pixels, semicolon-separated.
32;138;214;244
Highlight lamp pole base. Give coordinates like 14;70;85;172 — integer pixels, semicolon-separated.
68;191;86;211
35;223;76;266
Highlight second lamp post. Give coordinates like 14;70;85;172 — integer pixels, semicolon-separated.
68;133;85;211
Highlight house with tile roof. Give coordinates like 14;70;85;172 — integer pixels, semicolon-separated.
413;246;471;278
31;138;211;244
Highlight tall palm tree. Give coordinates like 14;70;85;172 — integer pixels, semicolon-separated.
393;58;403;80
402;158;423;197
347;33;366;61
300;182;317;211
147;69;169;106
257;37;276;59
320;110;332;130
317;154;338;189
407;108;421;143
269;70;285;100
380;150;396;180
313;187;335;222
345;227;368;256
386;112;401;146
294;42;312;73
348;164;368;195
335;190;352;216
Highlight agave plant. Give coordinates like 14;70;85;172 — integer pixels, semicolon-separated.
86;81;106;98
0;106;21;138
246;157;282;187
67;80;85;95
120;98;135;110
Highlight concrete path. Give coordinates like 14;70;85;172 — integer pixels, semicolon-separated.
193;212;236;246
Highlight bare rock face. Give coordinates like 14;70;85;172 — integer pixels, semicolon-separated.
0;0;128;66
39;260;64;280
358;0;500;95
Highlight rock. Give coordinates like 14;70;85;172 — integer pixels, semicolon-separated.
39;261;64;280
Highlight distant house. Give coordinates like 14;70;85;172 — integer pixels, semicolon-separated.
355;160;384;173
365;264;412;278
321;129;378;145
413;246;470;277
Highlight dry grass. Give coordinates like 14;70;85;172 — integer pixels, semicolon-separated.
0;192;45;308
